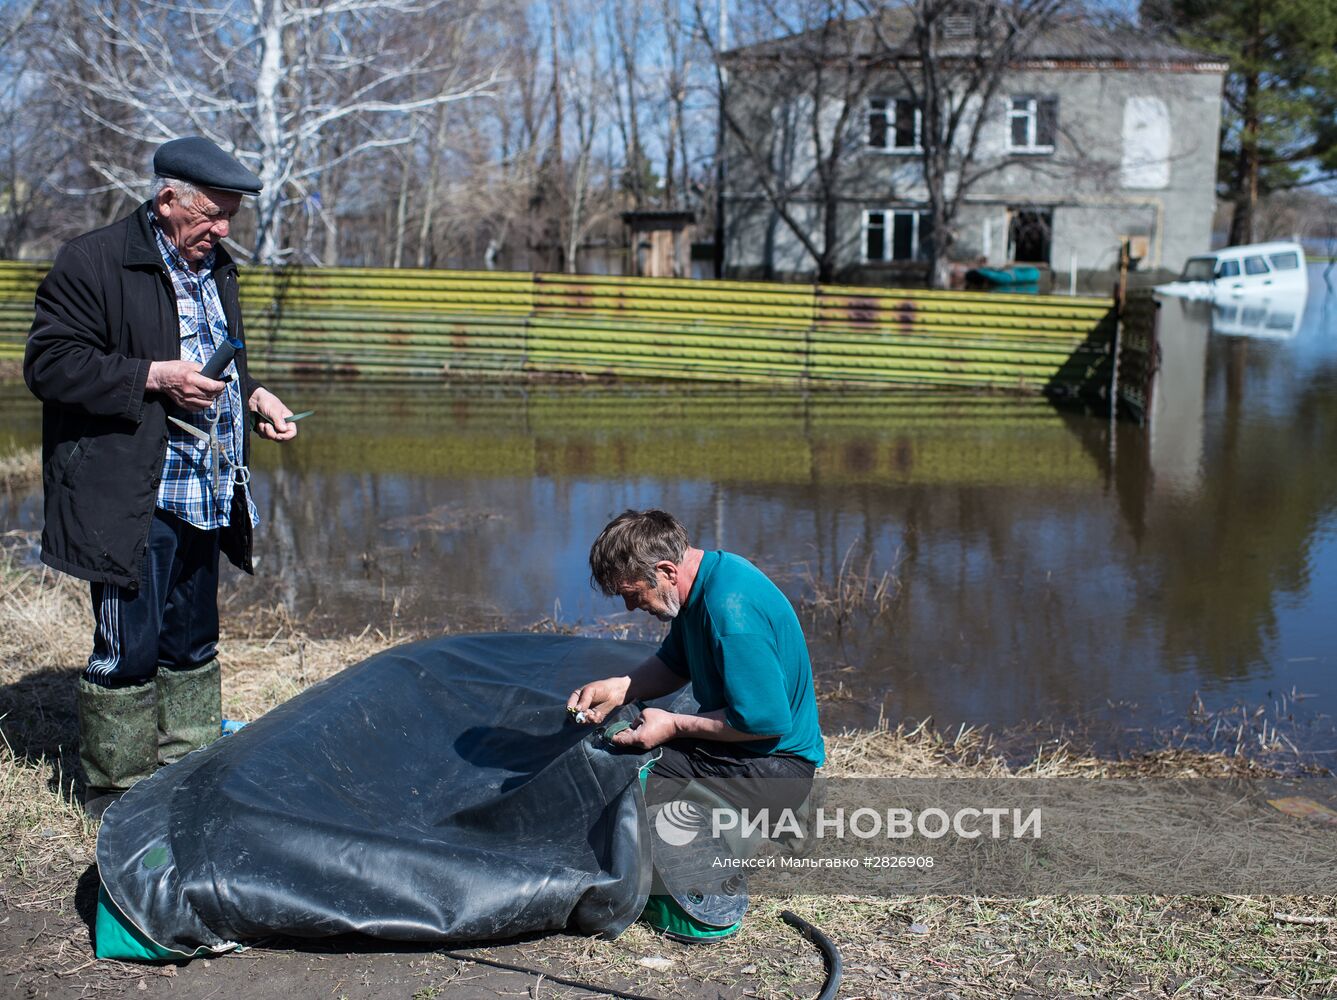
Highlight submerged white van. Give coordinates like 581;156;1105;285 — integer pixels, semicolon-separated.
1164;242;1308;298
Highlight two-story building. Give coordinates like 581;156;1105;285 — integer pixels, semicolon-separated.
720;15;1226;287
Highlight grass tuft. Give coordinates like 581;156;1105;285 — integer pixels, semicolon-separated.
0;445;40;491
799;542;901;628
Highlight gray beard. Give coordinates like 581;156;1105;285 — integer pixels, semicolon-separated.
653;587;681;622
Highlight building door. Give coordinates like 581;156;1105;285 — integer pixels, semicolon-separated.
1008;209;1053;263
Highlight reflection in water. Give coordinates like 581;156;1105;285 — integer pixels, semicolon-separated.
1;267;1334;750
1126;280;1337;705
1210;292;1307;340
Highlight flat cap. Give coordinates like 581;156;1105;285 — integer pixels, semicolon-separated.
153;136;263;195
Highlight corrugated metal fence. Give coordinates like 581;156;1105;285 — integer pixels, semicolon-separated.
0;261;1120;393
0;263;41;365
1115;288;1160;422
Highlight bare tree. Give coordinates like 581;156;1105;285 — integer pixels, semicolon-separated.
414;104;450;268
0;0;62;256
659;0;689;206
609;0;653;208
48;0;505;264
701;0;887;282
554;0;619;271
0;0;38;48
859;0;1068;287
6;0;719;271
605;0;712;216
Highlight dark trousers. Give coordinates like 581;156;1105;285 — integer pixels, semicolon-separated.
645;738;816;820
84;508;220;688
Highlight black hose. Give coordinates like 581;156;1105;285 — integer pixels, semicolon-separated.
781;909;843;1000
440;909;842;1000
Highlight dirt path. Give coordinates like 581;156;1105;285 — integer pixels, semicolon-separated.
0;890;761;1000
2;861;808;1000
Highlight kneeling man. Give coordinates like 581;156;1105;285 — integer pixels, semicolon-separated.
570;509;824;823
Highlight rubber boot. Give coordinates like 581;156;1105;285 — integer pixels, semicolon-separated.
156;658;222;767
78;678;158;820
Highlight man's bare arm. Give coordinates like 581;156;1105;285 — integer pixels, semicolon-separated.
608;707;781;750
566;655;685;724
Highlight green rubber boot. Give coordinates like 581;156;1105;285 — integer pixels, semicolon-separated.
78;679;158;819
156;659;222;767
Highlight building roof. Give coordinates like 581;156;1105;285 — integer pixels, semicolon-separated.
726;11;1227;71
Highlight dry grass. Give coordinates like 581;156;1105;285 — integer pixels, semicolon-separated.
0;445;40;491
2;537;1335;998
459;892;1337;1000
219;610;399;723
0;541;393;894
799;542;901;627
820;715;1296;781
0;538;407;993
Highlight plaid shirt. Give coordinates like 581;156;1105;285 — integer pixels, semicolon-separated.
152;222;258;531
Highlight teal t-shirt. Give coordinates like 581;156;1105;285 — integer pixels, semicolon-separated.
656;551;825;766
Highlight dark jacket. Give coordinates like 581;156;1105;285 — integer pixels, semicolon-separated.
24;202;263;589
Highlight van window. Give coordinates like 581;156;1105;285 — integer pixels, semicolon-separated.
1216;259;1240;278
1269;251;1300;270
1181;258;1215;281
1244;256;1269;275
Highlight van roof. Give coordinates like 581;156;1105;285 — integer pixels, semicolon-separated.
1195;242;1305;260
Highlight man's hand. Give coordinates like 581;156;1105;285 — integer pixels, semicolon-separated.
609;707;679;750
146;360;225;412
567;676;632;726
249;386;298;442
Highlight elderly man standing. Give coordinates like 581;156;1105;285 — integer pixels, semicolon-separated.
570;509;824;821
25;137;298;817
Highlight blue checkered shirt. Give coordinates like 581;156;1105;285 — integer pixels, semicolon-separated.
152;222;258;531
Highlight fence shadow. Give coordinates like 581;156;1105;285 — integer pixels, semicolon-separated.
1043;303;1119;411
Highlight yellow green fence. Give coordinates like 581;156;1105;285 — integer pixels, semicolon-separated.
0;261;1117;393
0;263;42;366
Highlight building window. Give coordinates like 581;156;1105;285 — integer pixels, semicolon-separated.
865;209;931;262
869;97;922;152
1008;95;1057;153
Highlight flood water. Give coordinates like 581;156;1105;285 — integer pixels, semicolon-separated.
4;264;1335;755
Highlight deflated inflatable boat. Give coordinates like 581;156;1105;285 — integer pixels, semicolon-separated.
95;633;658;959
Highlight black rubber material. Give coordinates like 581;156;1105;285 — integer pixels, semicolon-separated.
97;634;661;954
442;909;843;1000
199;338;239;379
780;909;843;1000
95;630;844;1000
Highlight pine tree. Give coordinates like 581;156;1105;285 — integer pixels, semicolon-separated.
1144;0;1337;244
